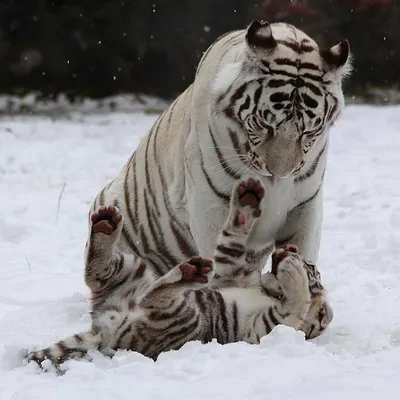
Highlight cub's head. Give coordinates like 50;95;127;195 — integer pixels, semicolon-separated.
271;244;333;339
217;21;351;178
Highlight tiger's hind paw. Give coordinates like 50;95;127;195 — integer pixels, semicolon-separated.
91;206;122;235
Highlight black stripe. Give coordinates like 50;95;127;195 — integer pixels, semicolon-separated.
129;333;138;351
74;334;83;343
232;301;238;342
253;311;262;328
262;312;272;334
302;93;318;109
195;290;207;314
144;120;161;212
121;226;164;277
152;311;199;354
86;237;95;266
216;244;245;258
305;109;317;119
274;59;320;72
238;95;251;118
214;256;232;264
268;67;323;83
228;128;242;154
245;243;274;264
133;152;140;218
208;123;241;179
276;39;315;53
228;82;248;111
295;141;327;183
303;81;322;96
116;326;132;349
268;307;280;326
115;316;129;334
143;188;178;268
270;92;291;103
148;298;187;321
252;83;263;114
215;291;229;344
290;181;322;212
157;165;197;259
300;62;321;71
199;148;230;203
268;79;288;88
124;158;138;234
98;186;105;206
133;261;147;280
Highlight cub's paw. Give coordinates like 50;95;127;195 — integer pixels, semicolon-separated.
272;244;308;294
180;256;214;284
26;350;46;365
271;244;298;276
25;349;59;370
91;206;122;235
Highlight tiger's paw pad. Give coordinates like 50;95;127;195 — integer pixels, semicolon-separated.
91;206;122;235
235;178;264;224
238;178;264;209
271;244;299;275
180;256;213;284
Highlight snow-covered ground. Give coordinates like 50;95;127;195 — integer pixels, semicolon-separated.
1;106;400;399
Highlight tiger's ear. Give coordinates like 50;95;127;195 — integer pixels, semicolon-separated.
320;40;352;76
245;20;277;53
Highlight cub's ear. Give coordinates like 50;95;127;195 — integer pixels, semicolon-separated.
320;40;352;75
245;20;277;52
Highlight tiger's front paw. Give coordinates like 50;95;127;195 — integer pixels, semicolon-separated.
229;178;265;233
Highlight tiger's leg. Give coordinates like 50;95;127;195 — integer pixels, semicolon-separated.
210;177;264;287
138;256;213;309
26;331;105;369
84;205;139;292
274;190;334;335
275;188;323;265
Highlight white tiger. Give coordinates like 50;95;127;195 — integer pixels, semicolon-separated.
85;20;351;337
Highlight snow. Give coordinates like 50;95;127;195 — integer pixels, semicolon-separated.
1;105;400;399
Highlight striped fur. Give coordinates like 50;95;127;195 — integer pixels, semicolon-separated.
26;179;331;368
79;21;348;344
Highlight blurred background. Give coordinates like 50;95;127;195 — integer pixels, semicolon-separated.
0;0;399;111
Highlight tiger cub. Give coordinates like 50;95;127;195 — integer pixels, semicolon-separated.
26;178;330;368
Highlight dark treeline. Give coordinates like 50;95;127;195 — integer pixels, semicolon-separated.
0;0;398;99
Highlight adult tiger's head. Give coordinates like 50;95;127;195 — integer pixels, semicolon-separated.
215;21;352;178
